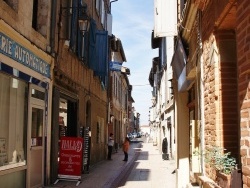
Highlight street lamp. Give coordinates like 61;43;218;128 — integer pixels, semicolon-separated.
77;2;90;33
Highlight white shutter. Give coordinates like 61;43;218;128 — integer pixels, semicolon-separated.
101;0;105;27
154;0;178;37
107;13;112;36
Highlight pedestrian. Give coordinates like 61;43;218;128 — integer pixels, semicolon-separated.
107;133;114;160
162;137;169;160
122;137;130;161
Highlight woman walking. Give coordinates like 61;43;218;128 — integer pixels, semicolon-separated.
122;137;130;161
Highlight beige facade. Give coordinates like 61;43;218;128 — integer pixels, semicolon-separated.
0;0;53;187
109;36;131;148
50;0;110;183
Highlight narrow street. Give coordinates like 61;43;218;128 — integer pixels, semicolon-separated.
118;137;176;188
48;137;176;188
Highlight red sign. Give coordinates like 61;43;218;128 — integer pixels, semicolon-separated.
58;137;83;177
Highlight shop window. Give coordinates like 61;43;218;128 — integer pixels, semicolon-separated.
0;74;28;170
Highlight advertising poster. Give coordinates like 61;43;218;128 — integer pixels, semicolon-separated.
58;137;83;177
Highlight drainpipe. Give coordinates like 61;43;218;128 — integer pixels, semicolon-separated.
50;0;57;57
109;0;118;13
197;9;205;175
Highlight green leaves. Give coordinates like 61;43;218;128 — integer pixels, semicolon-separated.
205;147;236;175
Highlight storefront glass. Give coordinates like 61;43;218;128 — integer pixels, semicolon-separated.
0;73;28;171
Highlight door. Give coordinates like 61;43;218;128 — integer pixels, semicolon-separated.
27;85;46;188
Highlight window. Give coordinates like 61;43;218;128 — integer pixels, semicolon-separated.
32;0;49;37
0;74;28;170
3;0;18;11
96;122;100;143
96;117;104;143
95;0;101;16
96;0;106;29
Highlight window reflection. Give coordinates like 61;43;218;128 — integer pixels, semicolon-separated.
0;74;27;170
31;108;43;147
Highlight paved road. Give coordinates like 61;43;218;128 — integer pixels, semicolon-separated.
118;139;176;188
46;137;176;188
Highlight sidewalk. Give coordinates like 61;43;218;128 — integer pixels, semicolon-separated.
46;141;142;188
118;142;176;188
46;139;176;188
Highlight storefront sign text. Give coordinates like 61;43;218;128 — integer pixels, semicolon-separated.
0;32;50;78
58;137;83;177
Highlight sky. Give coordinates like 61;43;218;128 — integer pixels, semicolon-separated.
111;0;158;125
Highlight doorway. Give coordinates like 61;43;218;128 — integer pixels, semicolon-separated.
27;85;46;188
50;88;78;183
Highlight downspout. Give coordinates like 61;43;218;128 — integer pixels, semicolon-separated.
197;9;205;175
50;0;57;57
45;0;57;185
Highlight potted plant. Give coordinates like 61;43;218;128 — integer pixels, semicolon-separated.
205;147;237;187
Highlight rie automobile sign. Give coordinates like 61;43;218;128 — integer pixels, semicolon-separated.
55;137;83;186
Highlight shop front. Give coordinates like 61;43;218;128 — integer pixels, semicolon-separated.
0;22;52;188
50;70;80;183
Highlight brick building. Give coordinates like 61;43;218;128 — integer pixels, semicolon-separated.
162;0;249;187
0;0;121;187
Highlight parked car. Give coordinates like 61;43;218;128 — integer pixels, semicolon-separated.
127;133;132;140
132;132;137;138
136;132;141;138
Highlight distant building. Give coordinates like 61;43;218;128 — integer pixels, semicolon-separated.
140;125;151;135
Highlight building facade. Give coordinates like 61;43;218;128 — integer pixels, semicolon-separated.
109;36;131;149
149;2;176;160
151;0;250;187
0;0;53;187
50;0;111;183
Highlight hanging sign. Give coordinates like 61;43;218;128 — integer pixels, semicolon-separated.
55;137;83;186
110;61;122;71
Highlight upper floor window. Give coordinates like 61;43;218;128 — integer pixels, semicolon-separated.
3;0;18;11
96;0;106;29
32;0;49;37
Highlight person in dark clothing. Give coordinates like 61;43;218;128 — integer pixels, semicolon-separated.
162;137;169;160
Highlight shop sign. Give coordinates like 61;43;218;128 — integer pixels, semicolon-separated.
58;137;83;178
0;32;50;78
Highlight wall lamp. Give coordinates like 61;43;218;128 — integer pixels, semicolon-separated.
78;3;90;33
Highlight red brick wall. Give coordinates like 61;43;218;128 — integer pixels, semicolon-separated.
201;1;239;180
237;0;250;187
